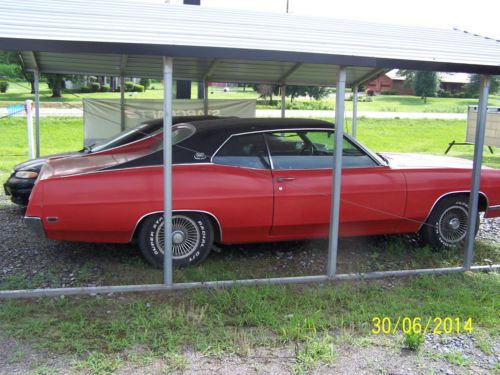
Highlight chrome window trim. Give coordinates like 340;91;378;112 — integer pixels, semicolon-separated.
417;190;490;231
130;210;223;242
211;128;384;171
263;132;274;170
210;132;272;170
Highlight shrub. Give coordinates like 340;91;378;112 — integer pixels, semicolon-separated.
100;84;110;92
380;89;397;95
0;64;19;80
139;78;151;91
366;89;374;96
0;81;9;93
437;89;451;98
125;81;135;92
90;82;100;92
404;332;425;351
132;84;144;93
79;86;93;93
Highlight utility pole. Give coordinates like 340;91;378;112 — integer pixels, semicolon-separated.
176;0;201;99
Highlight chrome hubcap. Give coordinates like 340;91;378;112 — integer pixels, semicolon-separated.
438;205;468;243
155;215;201;259
448;218;460;230
172;230;185;244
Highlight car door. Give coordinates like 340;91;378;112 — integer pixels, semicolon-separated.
266;130;407;239
210;132;274;243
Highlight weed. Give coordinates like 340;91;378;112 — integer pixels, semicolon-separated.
404;332;425;351
75;352;123;375
293;332;336;374
29;365;59;375
441;351;471;367
127;349;155;365
7;347;26;364
162;353;188;373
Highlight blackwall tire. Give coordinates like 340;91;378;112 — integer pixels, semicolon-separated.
138;213;213;268
420;196;479;249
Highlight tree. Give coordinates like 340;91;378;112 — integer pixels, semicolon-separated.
253;84;280;104
45;74;65;97
285;86;329;102
465;74;499;98
399;70;438;103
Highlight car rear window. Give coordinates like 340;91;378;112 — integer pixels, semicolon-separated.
172;123;196;144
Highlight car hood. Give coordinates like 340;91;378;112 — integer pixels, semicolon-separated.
13;151;82;172
380;152;485;169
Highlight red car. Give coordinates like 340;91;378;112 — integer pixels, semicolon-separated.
24;118;500;267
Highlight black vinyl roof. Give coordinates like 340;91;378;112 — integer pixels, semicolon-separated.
175;118;334;163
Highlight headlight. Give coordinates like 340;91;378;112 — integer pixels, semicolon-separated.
14;171;39;179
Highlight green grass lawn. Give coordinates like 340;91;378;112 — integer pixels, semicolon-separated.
1;117;498;181
0;273;498;372
1;80;499;113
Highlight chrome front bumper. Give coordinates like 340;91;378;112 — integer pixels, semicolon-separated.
24;217;46;238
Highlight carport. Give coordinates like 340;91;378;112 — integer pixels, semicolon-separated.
0;0;499;298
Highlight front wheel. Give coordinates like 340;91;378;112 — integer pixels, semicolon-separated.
420;196;479;249
138;213;213;268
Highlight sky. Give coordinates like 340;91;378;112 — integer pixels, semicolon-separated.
161;0;500;40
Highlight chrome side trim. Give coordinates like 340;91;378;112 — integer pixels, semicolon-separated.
50;163;215;179
130;210;223;242
487;204;500;211
23;216;45;238
417;190;489;231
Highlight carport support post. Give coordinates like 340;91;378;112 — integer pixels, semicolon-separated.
34;68;40;158
203;80;209;115
464;75;490;270
352;85;358;138
120;75;125;131
163;57;174;286
327;66;347;278
281;84;286;118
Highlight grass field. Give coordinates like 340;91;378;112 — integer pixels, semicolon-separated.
1;117;498;181
1;80;500;112
0;273;498;373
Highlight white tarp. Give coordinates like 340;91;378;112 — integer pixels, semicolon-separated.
83;99;256;146
466;106;500;147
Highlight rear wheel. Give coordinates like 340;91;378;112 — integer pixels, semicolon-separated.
138;213;213;268
420;196;479;249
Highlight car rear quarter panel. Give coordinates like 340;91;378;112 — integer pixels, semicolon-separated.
400;167;500;232
31;164;274;244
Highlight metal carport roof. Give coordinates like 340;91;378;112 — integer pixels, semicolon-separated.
0;0;499;85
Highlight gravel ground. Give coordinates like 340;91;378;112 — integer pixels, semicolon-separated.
0;191;498;289
1;333;498;374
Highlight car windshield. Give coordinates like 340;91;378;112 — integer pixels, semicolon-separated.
90;120;162;152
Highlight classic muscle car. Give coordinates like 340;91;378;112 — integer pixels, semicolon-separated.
4;115;219;205
24;118;500;267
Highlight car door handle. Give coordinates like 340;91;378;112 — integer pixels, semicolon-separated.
277;177;296;183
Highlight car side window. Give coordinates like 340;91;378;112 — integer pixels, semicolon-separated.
212;133;270;169
265;131;376;170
